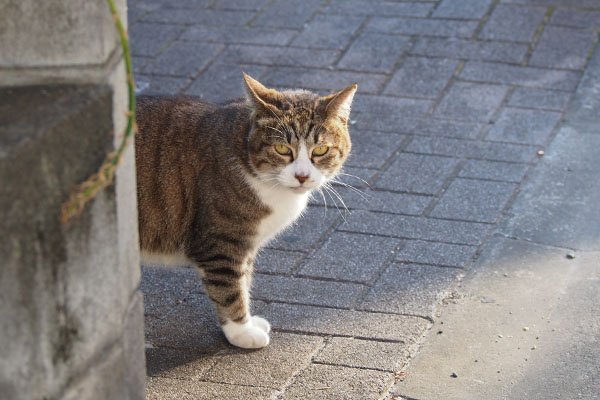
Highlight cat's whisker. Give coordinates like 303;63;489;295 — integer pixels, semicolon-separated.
323;183;350;222
322;186;347;222
316;187;328;211
337;172;372;189
329;179;371;200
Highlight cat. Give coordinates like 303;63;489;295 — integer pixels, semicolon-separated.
135;74;357;349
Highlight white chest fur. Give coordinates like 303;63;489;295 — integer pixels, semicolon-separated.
246;175;310;248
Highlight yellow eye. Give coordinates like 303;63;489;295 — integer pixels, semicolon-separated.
274;144;292;155
312;145;329;156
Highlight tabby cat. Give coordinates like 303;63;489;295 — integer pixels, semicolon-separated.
135;74;357;348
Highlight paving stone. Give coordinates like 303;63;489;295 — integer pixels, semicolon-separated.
529;26;596;70
411;37;528;63
550;8;600;29
339;210;491;245
384;57;460;99
479;4;546;42
406;136;537;163
143;41;224;76
205;333;323;388
180;25;297;46
352;95;432;116
129;6;150;24
142;8;255;25
136;74;191;95
264;302;429;342
430;178;518;223
337;33;410;72
354;114;485;139
486;107;562;145
507;88;572;111
345;132;406;169
374;153;460;195
433;0;494;19
359;263;461;317
434;81;508;122
146;377;275;400
145;347;218;379
281;363;393;400
143;0;213;8
297;232;400;282
268;206;341;251
185;63;266;102
213;0;270;10
365;16;479;38
458;159;529;182
260;67;386;94
221;44;340;68
291;14;364;49
311;187;432;216
252;0;324;28
502;0;600;8
254;248;306;274
395;240;477;267
141;266;198;318
315;337;409;371
253;274;365;308
322;0;433;17
460;61;581;91
130;22;184;56
131;56;152;73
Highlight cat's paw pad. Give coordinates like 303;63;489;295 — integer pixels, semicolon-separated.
222;316;271;349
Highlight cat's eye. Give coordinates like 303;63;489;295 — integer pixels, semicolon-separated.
312;145;329;156
274;144;292;155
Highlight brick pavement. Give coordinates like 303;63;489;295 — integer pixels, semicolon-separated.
127;1;599;399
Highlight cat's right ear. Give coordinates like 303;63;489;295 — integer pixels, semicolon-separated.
243;73;282;114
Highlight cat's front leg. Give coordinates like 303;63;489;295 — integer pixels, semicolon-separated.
199;261;270;349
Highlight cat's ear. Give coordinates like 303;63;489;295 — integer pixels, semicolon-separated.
243;73;282;113
318;83;358;123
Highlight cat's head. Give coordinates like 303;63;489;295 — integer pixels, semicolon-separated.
243;73;356;194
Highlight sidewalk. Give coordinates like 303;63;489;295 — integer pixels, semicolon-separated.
128;1;600;399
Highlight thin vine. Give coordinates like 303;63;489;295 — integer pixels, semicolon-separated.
60;0;137;223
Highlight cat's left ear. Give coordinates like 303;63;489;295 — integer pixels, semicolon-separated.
243;73;283;113
318;83;358;123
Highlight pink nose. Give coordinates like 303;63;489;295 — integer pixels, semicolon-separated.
295;174;309;184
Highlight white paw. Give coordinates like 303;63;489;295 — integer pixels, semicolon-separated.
222;316;271;349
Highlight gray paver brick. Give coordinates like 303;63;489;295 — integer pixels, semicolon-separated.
337;33;410;72
479;4;546;42
395;240;477;267
213;0;270;10
411;37;528;63
221;44;340;68
185;63;266;102
260;67;386;94
143;41;223;77
502;0;600;8
529;26;597;70
345;132;406;169
322;0;433;17
433;0;494;19
131;56;151;73
268;206;341;251
486;107;562;145
359;263;460;317
145;347;218;379
264;302;429;342
365;16;479;38
297;231;400;282
315;337;409;371
434;81;508;122
130;22;184;57
430;178;518;223
354;114;484;139
141;8;255;25
460;61;582;91
180;25;297;46
141;266;198;317
550;8;600;29
251;0;324;28
146;378;275;400
136;74;191;95
281;363;393;400
406;136;537;163
291;14;364;49
507;88;572;111
253;274;365;308
374;153;460;195
458;159;529;183
352;95;432;116
205;333;323;388
339;210;491;245
384;57;460;99
254;248;306;274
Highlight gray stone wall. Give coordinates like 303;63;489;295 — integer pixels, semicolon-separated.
0;1;144;399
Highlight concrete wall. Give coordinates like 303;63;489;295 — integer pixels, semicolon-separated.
0;1;144;399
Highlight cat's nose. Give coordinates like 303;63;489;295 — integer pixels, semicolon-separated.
295;174;309;184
